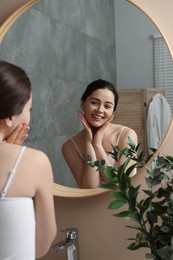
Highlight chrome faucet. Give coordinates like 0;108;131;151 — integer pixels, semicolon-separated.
52;228;79;260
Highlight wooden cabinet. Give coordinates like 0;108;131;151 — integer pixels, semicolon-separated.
113;88;165;154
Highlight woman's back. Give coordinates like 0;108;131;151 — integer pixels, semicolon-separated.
0;60;57;258
0;143;57;259
0;143;44;198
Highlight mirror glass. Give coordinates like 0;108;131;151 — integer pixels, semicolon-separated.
0;0;171;189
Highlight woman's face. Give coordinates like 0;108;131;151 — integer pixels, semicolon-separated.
81;88;114;127
12;93;32;129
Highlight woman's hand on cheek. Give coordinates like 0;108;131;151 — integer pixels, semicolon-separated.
6;124;30;145
96;114;114;135
77;110;93;142
93;114;114;146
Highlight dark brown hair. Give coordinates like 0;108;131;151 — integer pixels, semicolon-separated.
0;60;31;119
81;79;119;111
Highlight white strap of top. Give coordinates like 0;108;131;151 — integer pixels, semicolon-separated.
116;127;126;146
0;146;26;198
71;138;85;161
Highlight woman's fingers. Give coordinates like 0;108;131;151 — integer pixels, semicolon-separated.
15;124;30;144
99;114;114;132
77;111;90;129
107;114;114;123
6;124;30;145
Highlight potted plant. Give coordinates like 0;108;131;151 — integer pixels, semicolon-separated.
87;137;173;260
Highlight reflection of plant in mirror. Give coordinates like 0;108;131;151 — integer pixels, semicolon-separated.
87;137;173;260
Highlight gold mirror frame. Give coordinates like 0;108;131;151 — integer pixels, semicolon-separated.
0;0;38;43
0;0;173;198
53;0;173;198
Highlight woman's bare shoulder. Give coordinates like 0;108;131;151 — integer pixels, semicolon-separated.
62;131;83;150
0;143;44;158
24;146;51;166
111;123;136;134
119;125;138;144
24;147;53;182
2;142;47;156
0;143;52;179
110;124;137;145
62;138;72;147
28;146;47;155
124;126;136;134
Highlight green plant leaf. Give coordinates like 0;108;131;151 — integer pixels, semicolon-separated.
127;136;136;150
103;166;117;180
113;210;138;220
122;157;131;171
139;197;151;216
99;183;117;189
127;242;148;250
118;166;128;191
146;176;163;187
87;140;173;258
143;189;155;198
94;159;106;168
111;191;127;201
135;142;141;152
126;163;137;176
160;225;170;233
107;199;127;210
167;208;173;216
171;237;173;250
146;210;158;226
149;147;157;154
127;185;140;210
157;245;173;259
145;253;156;259
145;153;154;164
126;224;143;231
161;215;173;227
86;156;106;169
165;155;173;164
136;150;145;162
109;144;119;161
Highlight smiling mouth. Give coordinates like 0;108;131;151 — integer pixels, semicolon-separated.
92;114;103;120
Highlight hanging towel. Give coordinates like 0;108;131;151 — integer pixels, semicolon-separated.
147;93;172;153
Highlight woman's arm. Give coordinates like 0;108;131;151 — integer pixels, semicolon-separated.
92;115;115;183
33;151;57;258
62;140;100;189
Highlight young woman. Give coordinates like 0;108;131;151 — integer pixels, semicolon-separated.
62;79;138;189
0;60;57;259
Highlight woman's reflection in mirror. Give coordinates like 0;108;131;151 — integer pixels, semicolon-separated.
0;60;57;259
62;79;138;189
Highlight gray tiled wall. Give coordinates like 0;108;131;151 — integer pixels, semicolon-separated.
0;0;116;187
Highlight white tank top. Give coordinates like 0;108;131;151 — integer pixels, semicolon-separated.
0;146;35;260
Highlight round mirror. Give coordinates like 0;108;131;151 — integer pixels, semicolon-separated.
0;0;38;42
0;0;172;197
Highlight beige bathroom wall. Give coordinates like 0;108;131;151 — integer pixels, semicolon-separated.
41;191;147;260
